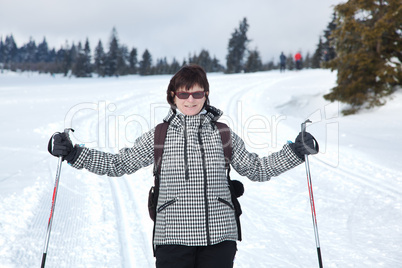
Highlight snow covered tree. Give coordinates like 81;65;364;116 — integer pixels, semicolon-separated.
139;49;152;75
226;18;250;73
324;0;402;115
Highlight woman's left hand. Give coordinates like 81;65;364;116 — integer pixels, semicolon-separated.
289;132;319;160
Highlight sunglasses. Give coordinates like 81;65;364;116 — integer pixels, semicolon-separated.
175;91;206;99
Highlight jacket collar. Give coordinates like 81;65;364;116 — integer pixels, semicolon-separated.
163;105;223;127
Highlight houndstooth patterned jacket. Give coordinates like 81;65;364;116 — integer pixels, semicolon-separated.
72;106;303;247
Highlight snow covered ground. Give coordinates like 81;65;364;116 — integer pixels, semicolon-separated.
0;69;401;268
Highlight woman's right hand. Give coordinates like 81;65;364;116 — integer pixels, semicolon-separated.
49;132;73;158
48;131;80;163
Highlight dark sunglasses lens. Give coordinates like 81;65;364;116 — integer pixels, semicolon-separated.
192;92;205;99
176;92;205;99
176;92;190;99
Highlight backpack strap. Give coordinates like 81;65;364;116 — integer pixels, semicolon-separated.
149;122;169;256
154;122;169;176
215;122;242;241
151;122;169;221
215;122;232;168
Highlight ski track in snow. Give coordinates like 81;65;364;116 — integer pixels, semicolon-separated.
0;70;401;267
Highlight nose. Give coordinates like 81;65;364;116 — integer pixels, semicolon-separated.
187;95;195;102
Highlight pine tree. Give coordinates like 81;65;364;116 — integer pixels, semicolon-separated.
325;0;402;115
94;40;106;77
304;52;312;69
72;42;85;77
286;53;295;70
226;18;250;73
83;39;92;76
244;49;262;73
37;37;49;62
72;40;92;77
323;12;337;62
3;35;18;67
25;38;37;63
188;49;210;71
262;58;275;71
62;41;76;76
55;47;66;73
106;27;119;76
211;57;224;72
195;49;213;71
0;37;3;64
312;37;324;68
170;58;181;73
0;38;4;69
139;49;152;75
117;45;128;75
128;48;138;74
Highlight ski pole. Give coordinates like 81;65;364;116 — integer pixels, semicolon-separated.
41;128;73;268
301;120;323;268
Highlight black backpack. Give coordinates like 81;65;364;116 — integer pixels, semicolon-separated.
148;121;244;247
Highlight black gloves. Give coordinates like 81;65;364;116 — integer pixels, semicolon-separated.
289;132;319;160
48;132;81;164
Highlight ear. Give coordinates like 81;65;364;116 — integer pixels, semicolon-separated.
171;91;176;105
205;91;209;97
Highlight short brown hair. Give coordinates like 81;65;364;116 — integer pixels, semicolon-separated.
166;64;210;109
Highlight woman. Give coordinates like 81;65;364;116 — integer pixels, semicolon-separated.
49;64;318;268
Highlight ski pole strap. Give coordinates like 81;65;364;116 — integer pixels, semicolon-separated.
48;132;61;155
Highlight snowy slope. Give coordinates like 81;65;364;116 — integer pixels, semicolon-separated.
0;69;401;268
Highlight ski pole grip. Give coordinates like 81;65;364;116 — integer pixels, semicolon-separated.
48;132;60;155
301;119;312;133
48;128;75;155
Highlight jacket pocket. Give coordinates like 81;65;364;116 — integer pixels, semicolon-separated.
217;197;234;210
157;198;177;213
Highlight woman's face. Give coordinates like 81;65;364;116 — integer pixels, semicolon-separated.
174;84;207;116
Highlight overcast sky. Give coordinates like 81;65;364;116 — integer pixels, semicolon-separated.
0;0;345;64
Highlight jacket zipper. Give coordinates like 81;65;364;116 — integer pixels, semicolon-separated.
198;123;211;245
183;118;189;180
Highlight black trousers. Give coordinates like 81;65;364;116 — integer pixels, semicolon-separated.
155;241;237;268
